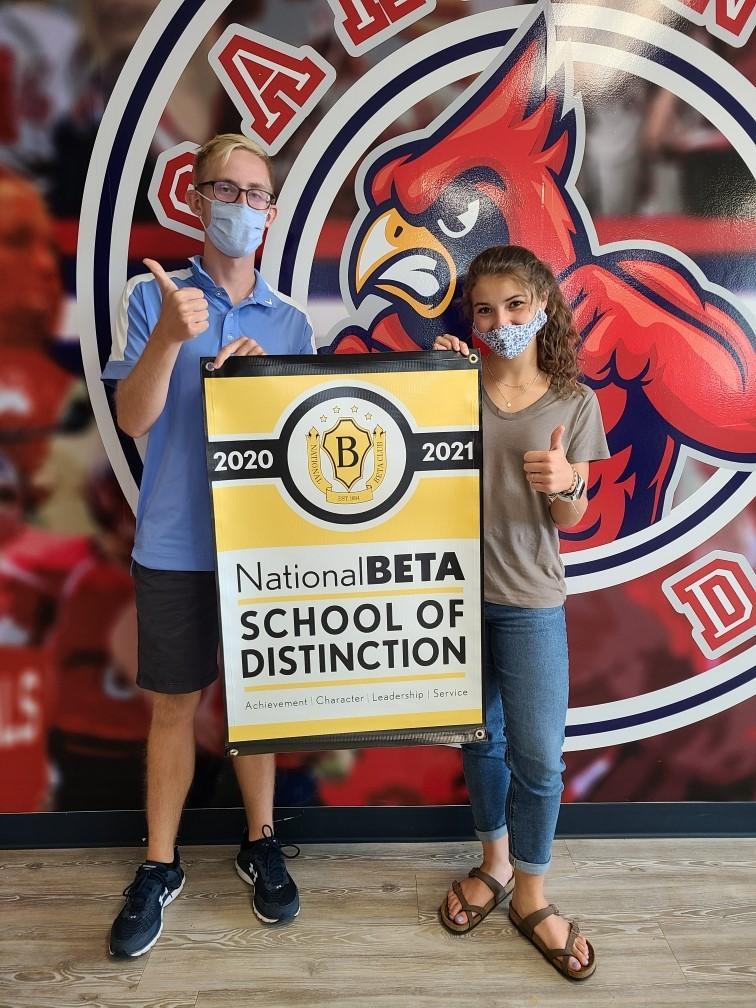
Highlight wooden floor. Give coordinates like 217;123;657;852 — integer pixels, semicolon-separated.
1;838;755;1007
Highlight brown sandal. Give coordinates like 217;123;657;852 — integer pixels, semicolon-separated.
509;902;596;980
439;867;515;935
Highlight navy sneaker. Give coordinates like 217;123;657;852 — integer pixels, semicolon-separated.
235;825;300;924
109;852;185;957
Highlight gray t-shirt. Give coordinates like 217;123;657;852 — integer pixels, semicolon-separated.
482;382;610;608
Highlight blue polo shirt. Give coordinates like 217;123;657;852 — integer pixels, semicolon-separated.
102;256;315;571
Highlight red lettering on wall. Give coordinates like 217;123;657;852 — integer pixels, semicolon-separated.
327;0;437;56
662;551;756;658
148;142;203;242
209;27;335;155
674;0;711;13
715;0;756;38
666;0;755;44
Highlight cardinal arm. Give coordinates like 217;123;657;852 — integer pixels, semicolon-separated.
562;258;755;459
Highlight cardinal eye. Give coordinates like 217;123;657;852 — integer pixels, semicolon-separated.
437;198;479;238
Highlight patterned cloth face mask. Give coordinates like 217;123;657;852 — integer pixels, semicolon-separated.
472;308;548;359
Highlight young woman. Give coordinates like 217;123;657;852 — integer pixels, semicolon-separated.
434;245;609;981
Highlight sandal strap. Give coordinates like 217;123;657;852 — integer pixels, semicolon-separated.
548;947;576;962
451;879;484;919
468;867;511;902
546;922;583;963
519;903;558;936
564;920;580;956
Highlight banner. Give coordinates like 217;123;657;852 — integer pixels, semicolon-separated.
203;352;484;755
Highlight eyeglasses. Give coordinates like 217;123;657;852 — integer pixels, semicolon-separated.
196;180;274;211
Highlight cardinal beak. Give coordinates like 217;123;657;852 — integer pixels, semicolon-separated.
355;208;456;318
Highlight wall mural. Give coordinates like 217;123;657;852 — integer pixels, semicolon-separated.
1;0;754;812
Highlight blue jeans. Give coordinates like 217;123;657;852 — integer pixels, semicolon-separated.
462;602;569;875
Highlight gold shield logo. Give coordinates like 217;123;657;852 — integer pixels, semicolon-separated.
307;417;386;503
323;418;370;489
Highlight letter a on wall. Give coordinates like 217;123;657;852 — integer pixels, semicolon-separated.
202;353;484;754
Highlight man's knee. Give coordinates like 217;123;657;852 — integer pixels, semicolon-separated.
149;690;202;728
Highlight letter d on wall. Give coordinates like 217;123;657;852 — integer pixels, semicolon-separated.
662;551;756;659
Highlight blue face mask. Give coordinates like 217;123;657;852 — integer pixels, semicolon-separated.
472;308;547;359
197;191;267;258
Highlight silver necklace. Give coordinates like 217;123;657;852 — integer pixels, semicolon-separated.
484;362;541;408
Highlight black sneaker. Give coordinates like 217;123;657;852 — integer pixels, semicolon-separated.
235;825;300;924
109;852;185;957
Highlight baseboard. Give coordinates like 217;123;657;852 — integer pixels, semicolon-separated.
1;802;754;849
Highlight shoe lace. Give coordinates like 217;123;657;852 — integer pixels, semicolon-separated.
255;824;300;889
122;865;169;916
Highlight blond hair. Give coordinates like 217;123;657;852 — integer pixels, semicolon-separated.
193;134;275;192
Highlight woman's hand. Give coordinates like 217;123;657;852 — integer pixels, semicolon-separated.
433;333;470;356
523;425;574;495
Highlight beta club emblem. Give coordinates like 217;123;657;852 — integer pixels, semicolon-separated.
280;384;411;526
308;416;386;503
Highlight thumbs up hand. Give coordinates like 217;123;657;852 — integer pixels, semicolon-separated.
523;424;574;494
548;425;565;453
144;258;209;346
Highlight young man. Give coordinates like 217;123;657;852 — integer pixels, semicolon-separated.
103;134;315;957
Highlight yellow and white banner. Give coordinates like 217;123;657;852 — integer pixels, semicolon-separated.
203;352;484;754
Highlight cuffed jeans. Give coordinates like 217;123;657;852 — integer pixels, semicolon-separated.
462;601;569;875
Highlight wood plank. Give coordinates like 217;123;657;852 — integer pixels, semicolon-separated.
661;921;756;983
0;893;133;933
0;840;574;874
0;991;194;1008
0;962;142;1004
0;935;147;1001
136;928;683;993
149;919;676;958
167;883;419;929
567;838;756;863
567;838;756;880
195;981;756;1008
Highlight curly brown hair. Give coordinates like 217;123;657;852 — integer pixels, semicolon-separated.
463;245;583;398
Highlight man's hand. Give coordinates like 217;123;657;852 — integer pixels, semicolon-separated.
433;333;470;356
144;258;209;346
212;336;266;370
523;425;574;494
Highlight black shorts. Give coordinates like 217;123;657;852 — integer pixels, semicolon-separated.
133;562;220;694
